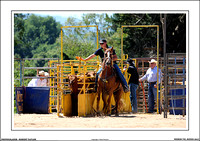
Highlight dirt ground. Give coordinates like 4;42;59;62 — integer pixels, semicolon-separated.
14;112;186;129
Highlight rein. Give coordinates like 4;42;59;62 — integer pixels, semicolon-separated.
99;73;114;83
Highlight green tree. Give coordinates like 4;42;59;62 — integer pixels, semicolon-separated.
32;42;60;66
110;14;161;58
60;14;109;59
14;14;62;89
14;14;29;58
60;13;122;59
165;14;186;53
14;14;62;58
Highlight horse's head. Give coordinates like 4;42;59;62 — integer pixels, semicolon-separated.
104;47;113;67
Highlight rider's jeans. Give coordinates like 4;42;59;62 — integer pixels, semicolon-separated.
95;67;103;86
95;64;128;89
113;64;128;88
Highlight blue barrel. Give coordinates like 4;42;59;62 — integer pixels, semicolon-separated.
23;87;50;114
15;87;25;114
169;88;186;115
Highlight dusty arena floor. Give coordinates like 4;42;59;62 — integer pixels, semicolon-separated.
14;113;186;129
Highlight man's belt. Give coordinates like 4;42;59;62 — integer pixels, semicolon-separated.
149;81;156;85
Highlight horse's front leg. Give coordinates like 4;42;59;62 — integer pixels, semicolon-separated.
115;88;123;116
102;91;107;115
96;86;101;116
106;91;113;116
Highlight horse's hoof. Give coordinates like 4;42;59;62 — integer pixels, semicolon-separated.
115;113;119;117
96;112;101;116
107;113;111;116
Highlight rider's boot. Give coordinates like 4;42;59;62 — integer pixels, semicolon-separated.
93;84;97;93
123;85;130;93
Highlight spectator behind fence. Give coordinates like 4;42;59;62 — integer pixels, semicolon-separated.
45;72;49;86
36;70;47;87
27;76;38;87
28;70;47;87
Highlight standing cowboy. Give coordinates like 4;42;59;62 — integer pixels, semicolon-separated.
77;39;129;93
126;59;139;113
139;59;162;113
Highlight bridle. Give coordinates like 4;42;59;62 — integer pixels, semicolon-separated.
103;50;112;69
99;49;114;84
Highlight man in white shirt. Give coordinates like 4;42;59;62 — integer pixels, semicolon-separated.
44;72;49;86
139;59;162;113
28;70;47;87
36;70;47;87
27;78;38;86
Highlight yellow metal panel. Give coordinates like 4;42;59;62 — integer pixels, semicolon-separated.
57;65;60;117
61;25;98;29
121;27;124;70
49;61;52;113
96;26;99;62
122;25;159;28
61;29;63;62
85;93;96;115
63;94;72;116
92;93;105;112
120;92;132;112
78;93;120;116
78;94;86;116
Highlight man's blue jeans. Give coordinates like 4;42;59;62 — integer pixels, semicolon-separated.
95;68;102;87
113;64;128;88
95;64;128;89
148;83;160;113
129;83;138;113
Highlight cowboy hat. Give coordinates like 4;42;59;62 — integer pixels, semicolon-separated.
127;58;133;63
38;70;45;76
99;39;107;43
45;72;49;77
149;59;157;64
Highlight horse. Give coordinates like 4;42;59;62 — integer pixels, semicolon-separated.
96;47;123;116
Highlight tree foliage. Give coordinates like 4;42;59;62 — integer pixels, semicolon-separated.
14;13;186;86
110;13;186;58
14;14;62;58
60;13;115;59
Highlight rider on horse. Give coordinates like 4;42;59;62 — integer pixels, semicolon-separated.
77;39;129;93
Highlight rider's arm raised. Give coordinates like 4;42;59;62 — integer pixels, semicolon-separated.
80;54;96;61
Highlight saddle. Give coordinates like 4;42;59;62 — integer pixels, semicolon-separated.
99;67;117;83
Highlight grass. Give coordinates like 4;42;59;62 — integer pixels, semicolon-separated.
14;100;17;114
14;107;17;113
